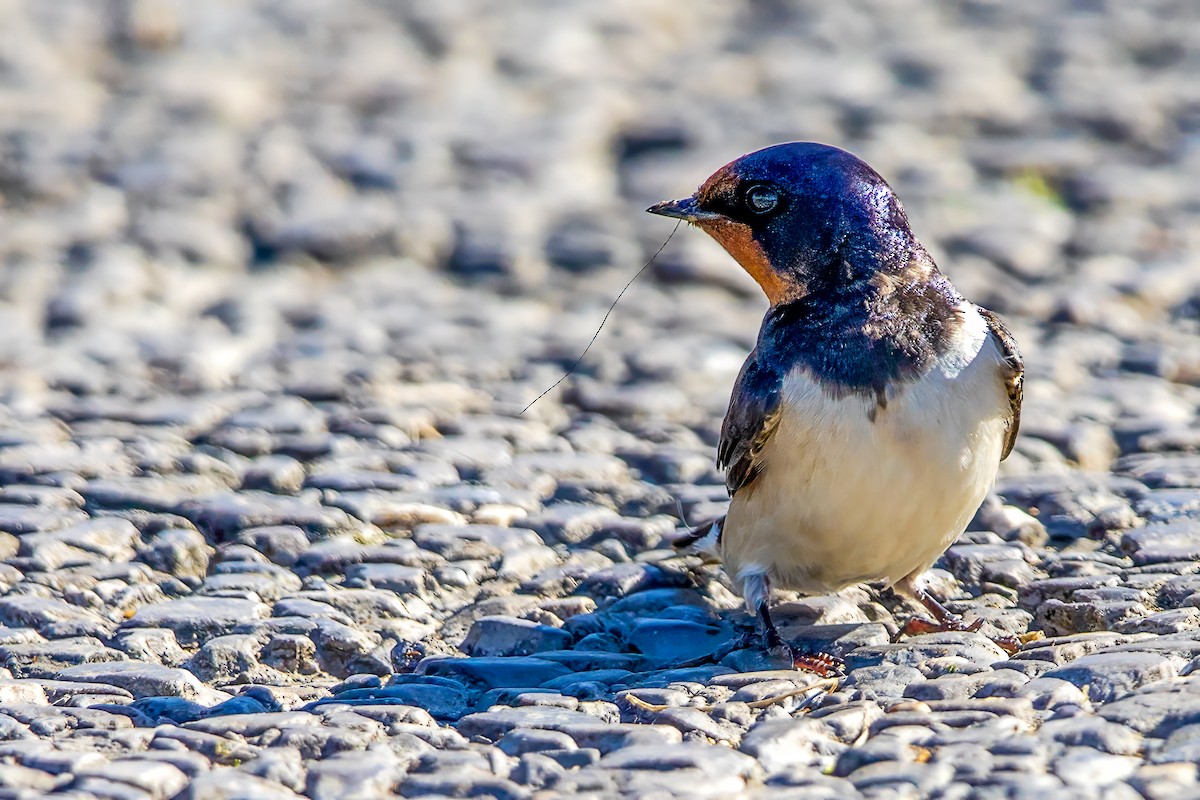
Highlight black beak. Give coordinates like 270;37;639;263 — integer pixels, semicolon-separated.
646;195;719;222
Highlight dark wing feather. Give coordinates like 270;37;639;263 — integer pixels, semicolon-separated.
718;351;784;495
977;306;1023;461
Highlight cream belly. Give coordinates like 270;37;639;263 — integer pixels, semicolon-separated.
722;305;1010;597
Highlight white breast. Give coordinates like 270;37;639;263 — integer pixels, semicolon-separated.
722;303;1010;595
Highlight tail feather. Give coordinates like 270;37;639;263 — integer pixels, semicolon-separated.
668;516;723;556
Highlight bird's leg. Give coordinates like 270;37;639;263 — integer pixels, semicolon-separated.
742;572;844;677
756;595;785;651
897;578;1020;655
741;570;780;649
757;600;845;677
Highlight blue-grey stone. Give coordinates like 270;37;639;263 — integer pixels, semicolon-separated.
419;657;571;690
457;705;596;741
625;619;731;665
320;683;469;720
461;616;573;658
1043;652;1178;703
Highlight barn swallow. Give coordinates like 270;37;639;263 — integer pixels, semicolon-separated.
649;142;1024;663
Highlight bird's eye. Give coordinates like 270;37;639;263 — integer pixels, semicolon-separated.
744;184;780;215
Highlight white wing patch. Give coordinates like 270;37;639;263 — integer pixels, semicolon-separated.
935;303;989;380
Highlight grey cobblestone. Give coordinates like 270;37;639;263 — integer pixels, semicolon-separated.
0;1;1196;798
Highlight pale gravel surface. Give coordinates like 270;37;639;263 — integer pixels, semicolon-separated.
1;1;1200;798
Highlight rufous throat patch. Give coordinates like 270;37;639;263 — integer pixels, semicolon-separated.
698;218;802;305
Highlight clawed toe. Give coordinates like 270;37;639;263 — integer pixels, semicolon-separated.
790;649;845;677
764;638;844;677
990;634;1021;656
902;614;981;636
903;615;1022;655
752;594;845;676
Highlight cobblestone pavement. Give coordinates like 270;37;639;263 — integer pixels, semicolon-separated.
1;1;1200;798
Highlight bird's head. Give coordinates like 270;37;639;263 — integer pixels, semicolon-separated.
648;142;917;305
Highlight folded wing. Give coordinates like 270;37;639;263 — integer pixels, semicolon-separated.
977;307;1024;461
718;351;784;494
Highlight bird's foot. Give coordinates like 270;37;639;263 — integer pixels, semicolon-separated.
902;614;982;636
788;648;846;677
762;629;844;677
903;612;1021;656
990;635;1022;656
747;590;847;676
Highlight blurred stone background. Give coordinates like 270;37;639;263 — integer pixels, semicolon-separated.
1;1;1198;408
2;1;1200;798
